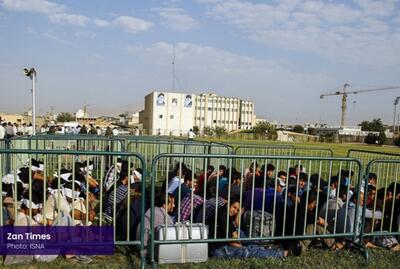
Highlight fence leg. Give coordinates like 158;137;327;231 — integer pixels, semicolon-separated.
345;239;370;263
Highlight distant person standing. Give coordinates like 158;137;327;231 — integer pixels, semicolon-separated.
5;122;14;139
79;125;88;134
0;123;5;139
188;129;196;140
26;123;33;136
112;127;119;136
105;126;113;137
89;124;97;135
96;126;102;135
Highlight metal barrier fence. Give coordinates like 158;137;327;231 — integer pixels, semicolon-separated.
235;145;333;157
0;139;7;150
361;159;400;245
0;149;147;268
347;149;400;170
8;135;124;151
234;146;334;178
127;140;233;179
150;154;364;267
7;136;124;169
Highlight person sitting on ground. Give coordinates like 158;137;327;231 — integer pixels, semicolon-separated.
195;165;214;195
138;192;175;250
210;195;293;258
319;184;348;233
4;191;44;266
286;191;339;252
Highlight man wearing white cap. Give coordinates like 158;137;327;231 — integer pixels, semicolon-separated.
3;191;44;266
44;181;94;226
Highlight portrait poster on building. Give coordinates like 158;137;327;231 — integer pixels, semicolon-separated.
156;93;165;106
184;94;192;108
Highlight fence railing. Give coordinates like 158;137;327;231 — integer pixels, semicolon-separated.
8;135;124;151
361;159;400;244
0;149;147;268
347;149;400;171
2;143;400;267
149;154;364;267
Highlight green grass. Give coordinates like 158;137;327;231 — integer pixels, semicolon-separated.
1;248;400;269
206;138;400;157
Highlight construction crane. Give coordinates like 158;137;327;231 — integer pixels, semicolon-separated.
320;84;400;127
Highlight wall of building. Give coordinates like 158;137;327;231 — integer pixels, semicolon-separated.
142;91;194;135
139;91;255;135
194;94;241;132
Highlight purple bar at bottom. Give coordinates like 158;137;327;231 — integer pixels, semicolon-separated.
0;226;114;255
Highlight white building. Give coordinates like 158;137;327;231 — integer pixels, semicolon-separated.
193;93;254;132
140;91;195;135
140;91;255;135
313;126;379;136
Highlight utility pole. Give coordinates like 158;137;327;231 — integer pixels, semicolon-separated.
24;68;37;135
172;44;175;91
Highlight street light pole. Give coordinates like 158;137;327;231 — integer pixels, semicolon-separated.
24;68;37;135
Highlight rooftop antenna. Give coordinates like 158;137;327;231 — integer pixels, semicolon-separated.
172;44;175;92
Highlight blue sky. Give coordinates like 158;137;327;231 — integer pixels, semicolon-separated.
1;0;400;125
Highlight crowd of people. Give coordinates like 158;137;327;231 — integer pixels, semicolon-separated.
1;156;400;265
1;157;142;265
0;122;34;139
0;118;124;139
146;161;400;258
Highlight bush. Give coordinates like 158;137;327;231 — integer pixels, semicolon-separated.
293;125;304;133
394;137;400;147
364;133;380;145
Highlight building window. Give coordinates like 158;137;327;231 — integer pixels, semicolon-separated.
170;115;174;119
208;107;212;111
213;120;217;123
159;115;163;119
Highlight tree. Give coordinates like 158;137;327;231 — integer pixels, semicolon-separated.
56;112;74;122
360;118;386;145
192;126;200;135
253;121;277;135
364;133;380;145
378;131;387;145
359;118;385;133
293;125;304;134
203;126;213;136
307;127;316;135
394;137;400;147
213;126;227;138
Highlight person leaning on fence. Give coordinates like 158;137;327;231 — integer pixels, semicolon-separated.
115;182;144;241
104;171;130;217
336;189;377;248
104;158;123;196
288;190;341;252
138;192;175;250
210;195;294;259
44;181;94;226
368;184;400;251
3;191;44;266
318;184;348;233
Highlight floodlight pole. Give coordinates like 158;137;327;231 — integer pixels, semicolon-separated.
24;68;37;135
